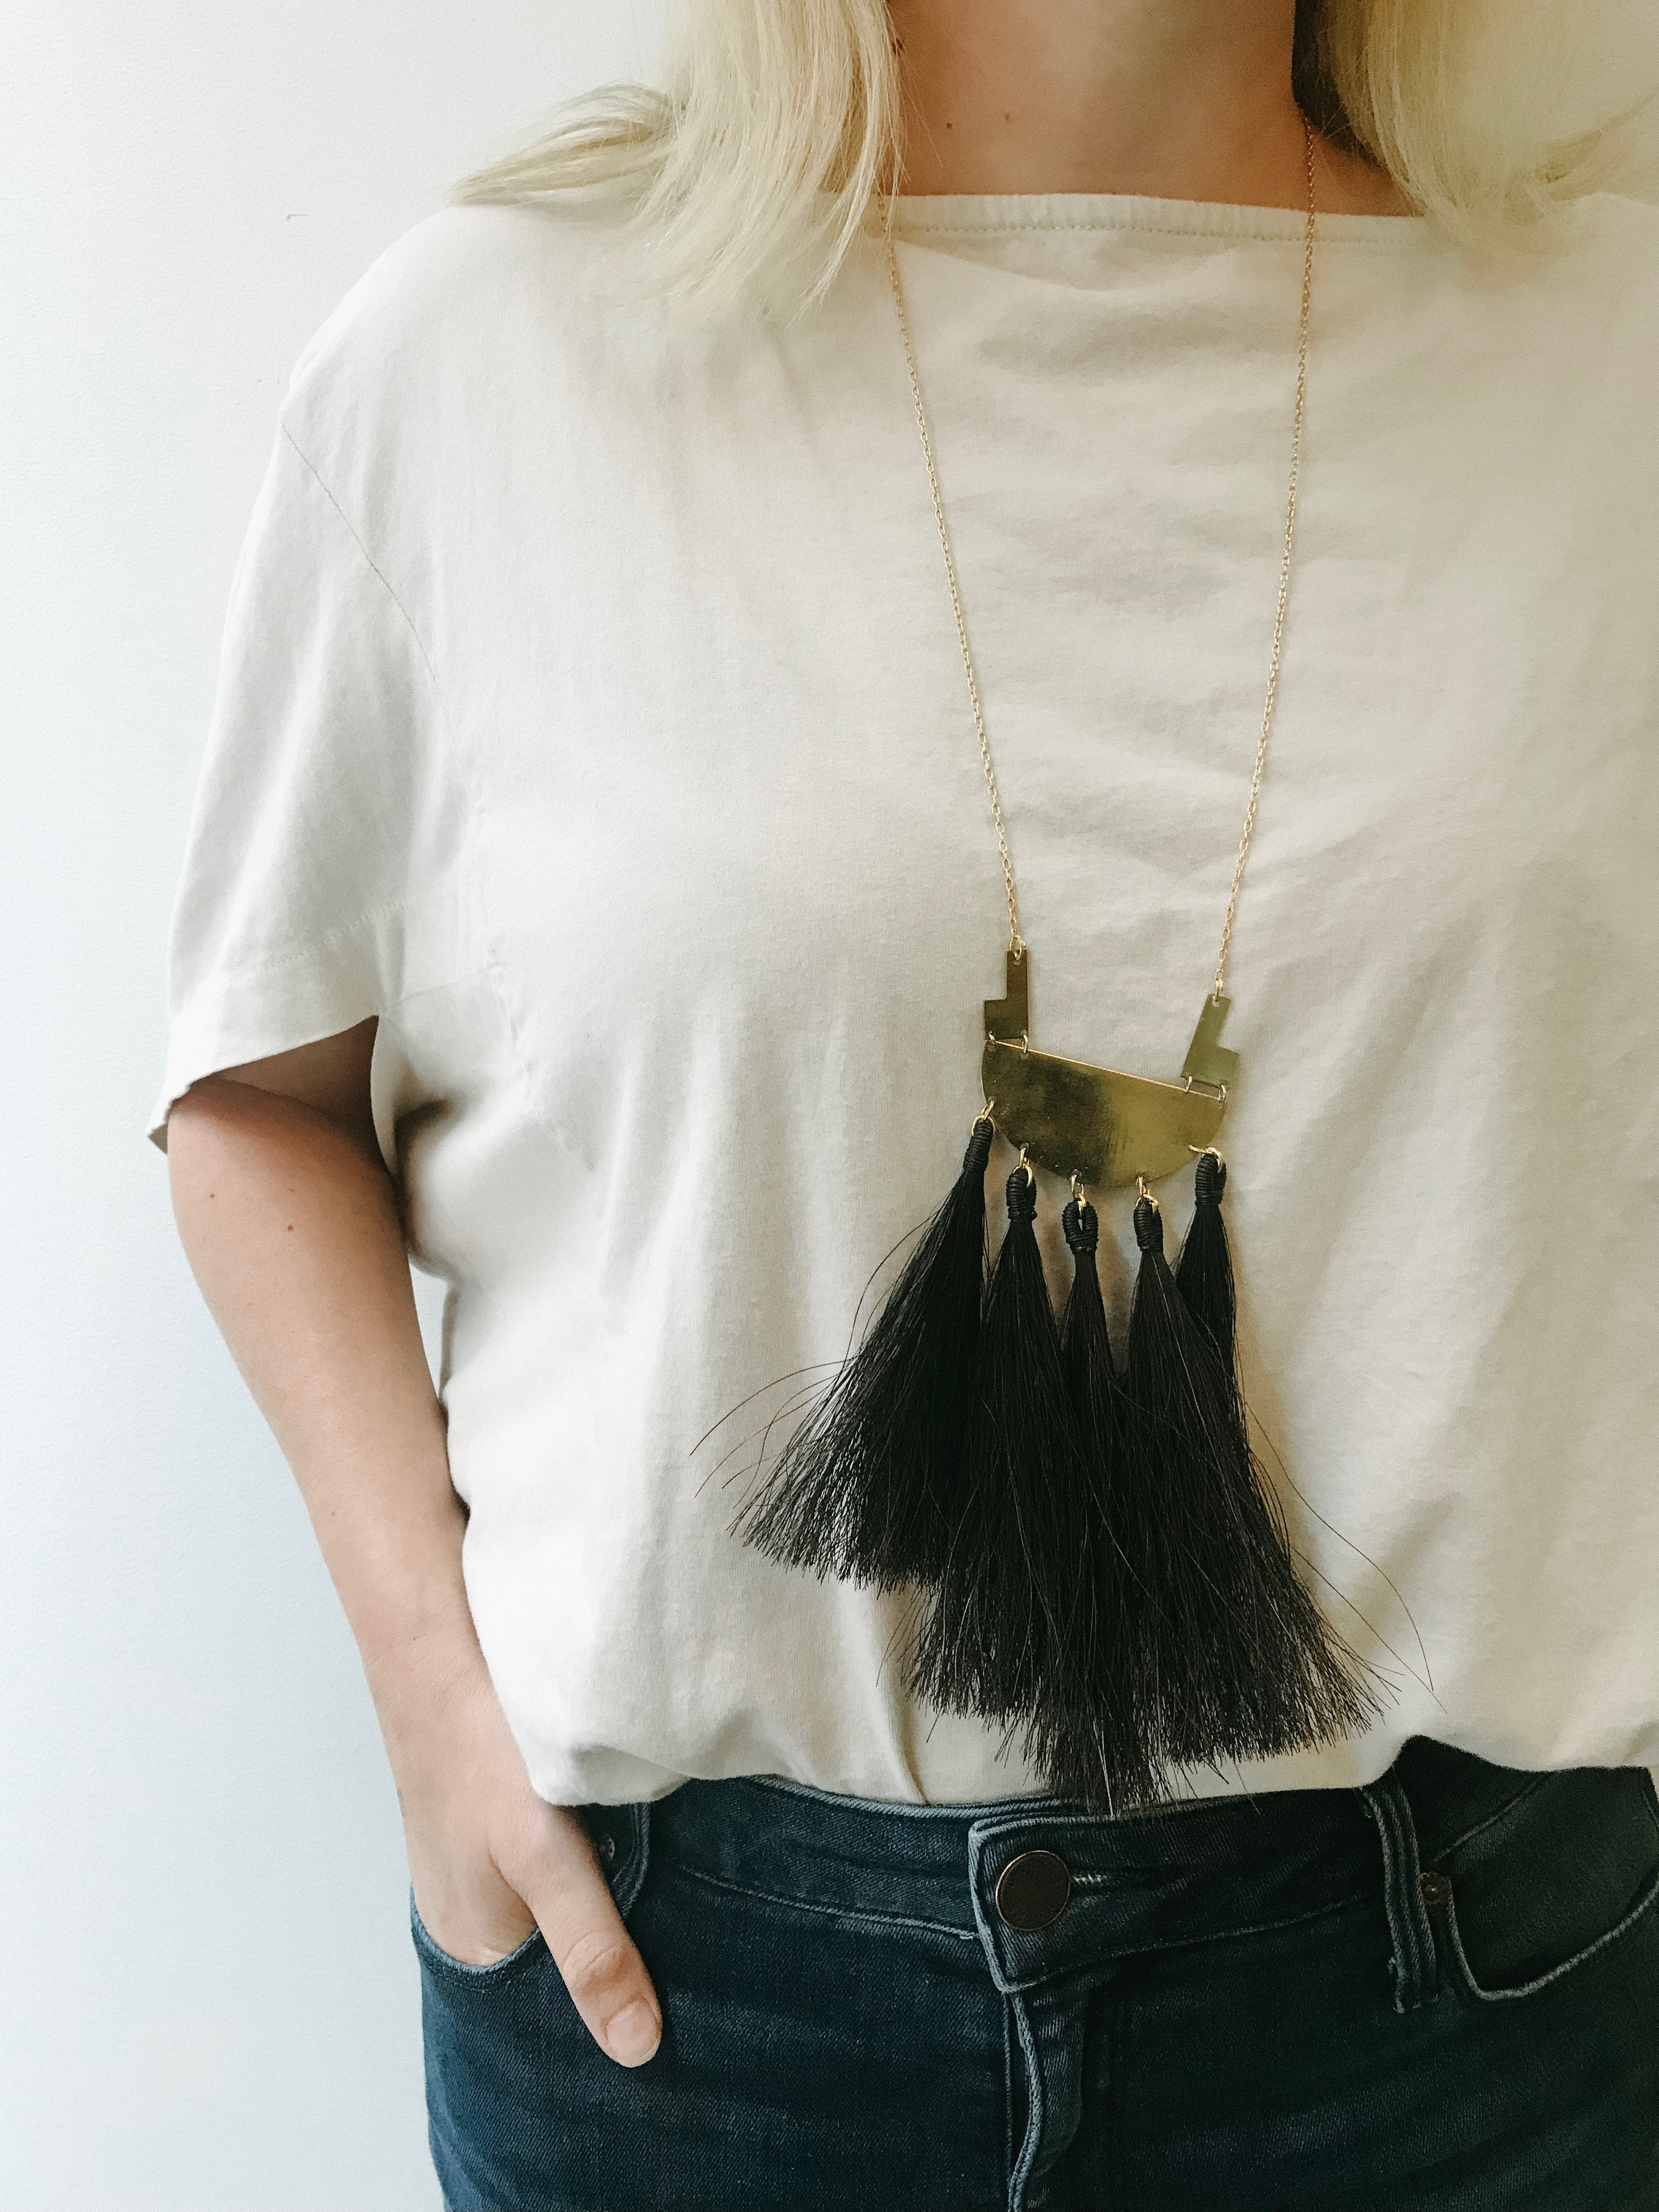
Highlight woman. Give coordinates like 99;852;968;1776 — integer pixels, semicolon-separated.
154;0;1659;2204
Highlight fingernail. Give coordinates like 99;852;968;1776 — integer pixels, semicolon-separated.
606;2000;661;2066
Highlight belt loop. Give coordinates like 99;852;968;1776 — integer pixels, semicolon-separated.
613;1800;652;1919
579;1801;652;1920
1359;1769;1440;2013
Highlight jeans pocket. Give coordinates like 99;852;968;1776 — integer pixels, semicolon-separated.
410;1893;549;1988
1427;1767;1659;2003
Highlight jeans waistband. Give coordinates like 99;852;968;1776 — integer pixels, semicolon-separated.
647;1739;1547;1995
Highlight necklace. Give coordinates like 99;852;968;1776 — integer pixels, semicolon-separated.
888;131;1314;1188
734;117;1378;1809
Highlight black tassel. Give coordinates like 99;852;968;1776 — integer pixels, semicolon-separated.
735;1116;995;1589
1049;1195;1161;1811
1171;1152;1379;1756
1174;1149;1235;1367
1125;1188;1379;1774
907;1163;1091;1738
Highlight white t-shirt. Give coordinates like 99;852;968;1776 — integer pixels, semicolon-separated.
153;185;1659;1808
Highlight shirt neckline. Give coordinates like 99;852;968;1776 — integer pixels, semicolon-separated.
888;189;1432;249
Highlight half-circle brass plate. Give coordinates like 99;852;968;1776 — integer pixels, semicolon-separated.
981;1035;1223;1188
980;947;1233;1190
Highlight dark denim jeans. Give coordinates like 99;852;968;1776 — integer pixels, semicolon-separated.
415;1740;1659;2210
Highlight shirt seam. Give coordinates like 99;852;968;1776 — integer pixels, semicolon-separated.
280;425;447;724
273;425;484;1030
892;219;1420;249
276;427;561;1169
173;887;473;992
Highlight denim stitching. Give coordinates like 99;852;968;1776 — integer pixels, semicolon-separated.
1422;1772;1550;1864
1442;1855;1659;2005
1360;1779;1437;2012
1068;1874;1375;1945
599;1807;647;1922
1006;1991;1044;2212
741;1774;1074;1822
665;1858;978;1941
990;1883;1372;1994
1361;1781;1406;2011
409;1895;545;1985
1002;1999;1018;2205
966;1793;1306;1878
1429;1770;1652;1873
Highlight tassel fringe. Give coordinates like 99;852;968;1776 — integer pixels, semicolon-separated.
1049;1194;1160;1810
907;1163;1092;1742
734;1118;994;1589
735;1143;1378;1803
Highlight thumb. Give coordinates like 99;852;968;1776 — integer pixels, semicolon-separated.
521;1808;661;2068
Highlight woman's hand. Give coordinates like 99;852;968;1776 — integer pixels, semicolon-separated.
167;1031;660;2069
376;1635;663;2067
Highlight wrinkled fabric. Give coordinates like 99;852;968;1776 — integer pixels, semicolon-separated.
151;186;1659;1807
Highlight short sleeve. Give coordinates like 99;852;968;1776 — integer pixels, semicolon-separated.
148;428;475;1147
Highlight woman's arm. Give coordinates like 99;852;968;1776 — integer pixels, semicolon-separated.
166;1022;662;2067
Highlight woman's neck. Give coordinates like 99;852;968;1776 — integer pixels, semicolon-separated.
889;0;1406;213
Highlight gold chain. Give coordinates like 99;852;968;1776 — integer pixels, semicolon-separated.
887;116;1318;998
889;244;1028;955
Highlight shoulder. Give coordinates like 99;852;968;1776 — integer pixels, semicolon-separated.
1403;194;1659;482
1565;189;1659;259
277;189;650;491
1539;191;1659;321
297;191;634;373
1488;193;1659;369
1511;196;1659;470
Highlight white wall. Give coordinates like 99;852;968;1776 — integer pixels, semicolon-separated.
2;8;661;2208
3;7;1656;2209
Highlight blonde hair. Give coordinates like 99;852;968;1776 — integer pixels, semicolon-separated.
457;0;1655;307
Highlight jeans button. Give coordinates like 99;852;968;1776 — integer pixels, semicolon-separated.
1419;1870;1450;1906
995;1849;1072;1932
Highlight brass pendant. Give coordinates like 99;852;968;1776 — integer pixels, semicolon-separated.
980;949;1234;1189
